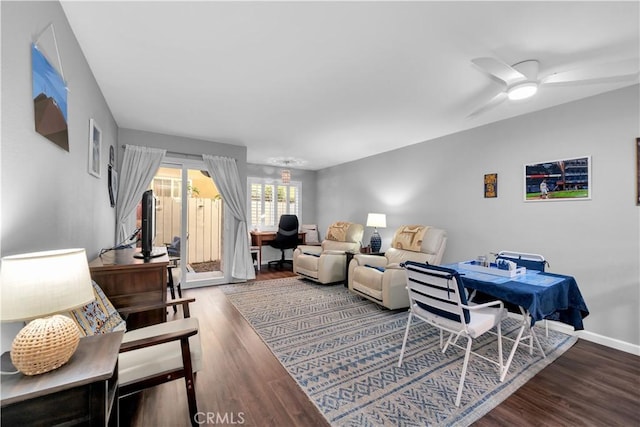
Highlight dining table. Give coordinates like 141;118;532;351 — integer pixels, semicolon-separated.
444;261;589;381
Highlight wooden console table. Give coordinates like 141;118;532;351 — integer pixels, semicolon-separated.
1;332;123;426
89;247;169;330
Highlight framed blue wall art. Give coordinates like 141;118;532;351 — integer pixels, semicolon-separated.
32;43;68;150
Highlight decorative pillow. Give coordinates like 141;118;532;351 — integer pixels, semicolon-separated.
326;221;352;242
392;225;430;252
69;281;126;336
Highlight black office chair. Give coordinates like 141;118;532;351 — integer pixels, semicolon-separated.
165;236;181;257
268;214;300;270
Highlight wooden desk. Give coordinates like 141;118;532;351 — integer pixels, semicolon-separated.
250;231;306;247
1;332;123;426
89;247;169;330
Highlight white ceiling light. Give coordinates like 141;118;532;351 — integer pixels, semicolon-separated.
267;157;307;168
507;81;539;100
268;157;305;184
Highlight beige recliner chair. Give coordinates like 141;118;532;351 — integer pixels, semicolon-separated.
293;221;364;284
348;225;447;309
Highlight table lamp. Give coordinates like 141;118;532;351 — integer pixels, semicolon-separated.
0;248;95;375
366;213;387;253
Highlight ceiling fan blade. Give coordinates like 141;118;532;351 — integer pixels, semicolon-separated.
467;92;508;118
472;57;527;85
542;58;640;85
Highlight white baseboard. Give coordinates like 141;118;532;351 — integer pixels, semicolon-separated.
504;313;640;356
547;321;640;356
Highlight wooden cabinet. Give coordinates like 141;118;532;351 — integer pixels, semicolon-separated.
1;332;123;426
89;247;169;330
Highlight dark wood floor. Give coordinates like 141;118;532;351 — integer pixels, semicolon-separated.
121;267;640;426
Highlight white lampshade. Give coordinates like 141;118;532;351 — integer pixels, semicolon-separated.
366;213;387;229
1;248;95;322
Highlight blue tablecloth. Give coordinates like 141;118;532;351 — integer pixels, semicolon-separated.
444;264;589;330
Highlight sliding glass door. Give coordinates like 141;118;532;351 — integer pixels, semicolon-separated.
151;159;229;287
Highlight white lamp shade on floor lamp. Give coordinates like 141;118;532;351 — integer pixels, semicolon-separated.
0;248;96;375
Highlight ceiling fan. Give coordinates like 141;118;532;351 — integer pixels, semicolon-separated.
468;56;639;117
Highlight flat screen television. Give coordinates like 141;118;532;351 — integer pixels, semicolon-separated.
133;189;164;259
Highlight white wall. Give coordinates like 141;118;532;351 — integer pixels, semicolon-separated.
317;85;640;348
0;2;251;349
1;1;118;350
117;128;247;182
1;1;118;258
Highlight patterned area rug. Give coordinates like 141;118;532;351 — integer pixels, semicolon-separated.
221;277;577;426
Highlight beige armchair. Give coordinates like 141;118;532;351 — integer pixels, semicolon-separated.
293;221;364;284
348;225;447;309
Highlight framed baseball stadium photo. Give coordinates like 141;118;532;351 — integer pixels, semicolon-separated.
524;156;591;202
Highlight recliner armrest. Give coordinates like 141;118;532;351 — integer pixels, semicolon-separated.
296;245;322;255
354;254;388;267
386;263;403;269
323;250;346;255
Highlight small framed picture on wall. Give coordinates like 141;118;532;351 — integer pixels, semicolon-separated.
484;173;497;198
88;118;102;178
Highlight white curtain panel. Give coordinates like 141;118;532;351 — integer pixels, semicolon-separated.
203;154;255;281
115;145;166;242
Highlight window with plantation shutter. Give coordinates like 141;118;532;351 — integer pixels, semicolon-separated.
248;178;301;230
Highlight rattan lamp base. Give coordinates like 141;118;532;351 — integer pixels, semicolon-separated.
11;314;80;376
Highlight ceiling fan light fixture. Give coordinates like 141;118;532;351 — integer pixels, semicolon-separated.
507;81;538;100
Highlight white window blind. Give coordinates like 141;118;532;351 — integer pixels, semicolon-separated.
248;178;301;230
152;176;192;198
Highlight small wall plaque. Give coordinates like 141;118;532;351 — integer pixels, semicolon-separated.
484;173;497;198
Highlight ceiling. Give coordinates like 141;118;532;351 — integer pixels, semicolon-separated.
60;1;639;170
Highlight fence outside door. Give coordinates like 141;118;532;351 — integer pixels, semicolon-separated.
155;196;222;266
